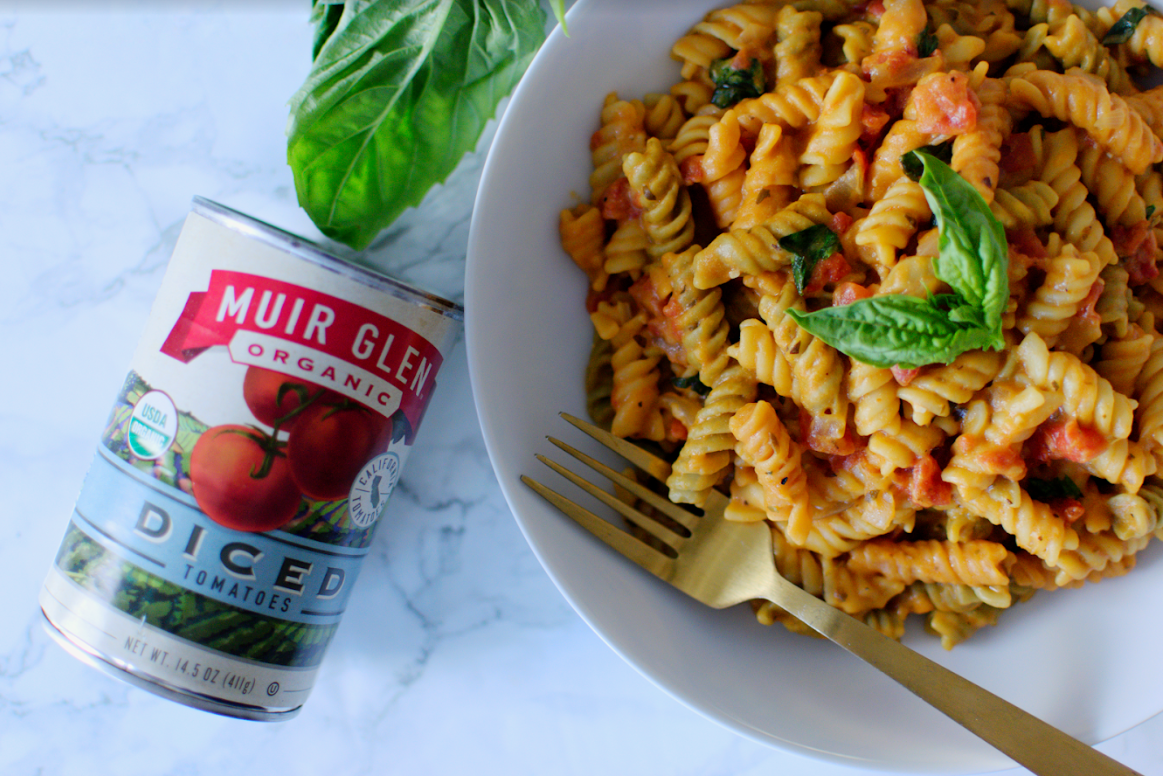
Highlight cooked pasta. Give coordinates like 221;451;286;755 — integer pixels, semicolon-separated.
561;0;1163;648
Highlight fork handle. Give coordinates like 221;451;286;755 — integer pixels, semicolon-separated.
770;578;1142;776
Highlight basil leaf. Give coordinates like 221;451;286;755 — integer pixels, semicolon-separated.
900;140;953;182
287;0;547;249
1025;476;1084;502
710;56;765;108
310;1;346;62
672;375;711;395
1148;204;1156;219
780;224;841;293
917;27;938;58
1102;6;1151;45
787;294;996;369
908;150;1008;348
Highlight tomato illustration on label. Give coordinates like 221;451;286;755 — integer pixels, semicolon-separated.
287;401;392;500
189;425;302;532
243;367;316;429
191;368;394;531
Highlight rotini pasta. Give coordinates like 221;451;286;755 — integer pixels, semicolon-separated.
561;0;1163;648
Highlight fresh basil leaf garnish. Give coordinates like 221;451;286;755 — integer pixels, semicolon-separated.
787;295;997;369
710;56;765;108
908;150;1009;347
310;0;346;62
788;151;1008;369
1148;204;1157;219
901;140;954;182
287;0;548;249
1025;476;1084;502
780;223;841;293
917;27;939;58
1102;6;1152;45
672;375;711;395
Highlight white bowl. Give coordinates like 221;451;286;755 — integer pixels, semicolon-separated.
465;0;1163;771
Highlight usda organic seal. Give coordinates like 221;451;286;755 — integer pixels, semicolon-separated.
128;390;178;460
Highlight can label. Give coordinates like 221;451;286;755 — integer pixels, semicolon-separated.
40;202;461;717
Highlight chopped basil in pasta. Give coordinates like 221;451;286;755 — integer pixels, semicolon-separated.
709;56;765;108
780;223;842;293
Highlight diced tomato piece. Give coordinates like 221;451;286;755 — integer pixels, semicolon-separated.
651;296;685;347
891;365;920;386
900;454;952;508
599;177;638;222
833;281;874;306
950;434;1027;481
865;0;885;19
1025;417;1108;464
804;253;852;294
910;72;979;135
1112;220;1160;285
668;417;688;441
860;103;892;147
998;132;1036;189
881;87;911;121
1048;497;1085;523
679;155;705;185
830;211;855;235
975;442;1019;473
628;273;667;317
862;49;918;82
1007;227;1047;263
1079;279;1104;326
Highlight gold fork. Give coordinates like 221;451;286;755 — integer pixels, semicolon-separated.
521;412;1142;776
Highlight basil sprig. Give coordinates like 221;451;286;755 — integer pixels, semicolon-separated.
1102;6;1152;46
780;223;841;293
788;151;1008;369
287;0;560;250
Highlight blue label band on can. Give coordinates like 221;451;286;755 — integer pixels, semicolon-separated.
39;198;463;720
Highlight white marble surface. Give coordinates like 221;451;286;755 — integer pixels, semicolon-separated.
2;6;1161;776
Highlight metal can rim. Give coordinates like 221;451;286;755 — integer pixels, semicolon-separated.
191;196;465;322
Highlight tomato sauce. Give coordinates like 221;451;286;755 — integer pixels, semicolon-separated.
1025;417;1108;464
39;198;463;720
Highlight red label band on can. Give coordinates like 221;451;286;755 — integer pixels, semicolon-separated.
39;198;463;720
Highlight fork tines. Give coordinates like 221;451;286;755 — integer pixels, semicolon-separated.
520;413;699;573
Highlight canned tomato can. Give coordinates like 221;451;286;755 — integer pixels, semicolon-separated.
39;197;463;720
